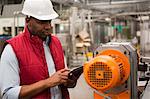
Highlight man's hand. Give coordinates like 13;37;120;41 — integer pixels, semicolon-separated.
63;78;77;88
45;69;70;87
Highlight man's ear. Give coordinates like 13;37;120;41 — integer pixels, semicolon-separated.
25;16;30;23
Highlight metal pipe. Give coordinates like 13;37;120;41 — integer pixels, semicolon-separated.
87;0;150;9
51;0;113;15
88;0;150;6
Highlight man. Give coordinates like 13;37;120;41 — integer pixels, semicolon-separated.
0;0;76;98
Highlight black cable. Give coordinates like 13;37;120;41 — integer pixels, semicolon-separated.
109;0;112;4
0;5;4;16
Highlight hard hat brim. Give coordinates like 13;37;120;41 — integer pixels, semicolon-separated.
22;10;59;20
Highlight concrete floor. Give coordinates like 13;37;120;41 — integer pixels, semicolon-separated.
68;74;94;99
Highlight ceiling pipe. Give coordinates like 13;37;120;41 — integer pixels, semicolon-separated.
115;11;150;16
87;0;150;9
90;11;150;21
51;0;113;15
88;0;150;6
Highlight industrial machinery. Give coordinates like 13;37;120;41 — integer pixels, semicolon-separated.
83;42;138;99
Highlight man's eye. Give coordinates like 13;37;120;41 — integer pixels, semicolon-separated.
38;21;51;24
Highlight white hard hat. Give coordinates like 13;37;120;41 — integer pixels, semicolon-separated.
22;0;59;20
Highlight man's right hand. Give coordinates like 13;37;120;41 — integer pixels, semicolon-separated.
45;69;70;87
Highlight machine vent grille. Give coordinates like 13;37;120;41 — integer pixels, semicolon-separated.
87;62;112;88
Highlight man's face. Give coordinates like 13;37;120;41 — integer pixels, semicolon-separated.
26;17;52;41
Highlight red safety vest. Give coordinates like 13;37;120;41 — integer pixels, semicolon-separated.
7;26;69;99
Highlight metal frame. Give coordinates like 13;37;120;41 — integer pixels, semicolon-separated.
95;42;138;99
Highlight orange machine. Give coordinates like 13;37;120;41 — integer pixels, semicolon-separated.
83;43;138;99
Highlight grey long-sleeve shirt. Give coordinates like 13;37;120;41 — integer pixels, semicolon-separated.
0;43;62;99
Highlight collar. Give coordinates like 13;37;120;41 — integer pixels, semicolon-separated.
24;25;43;47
